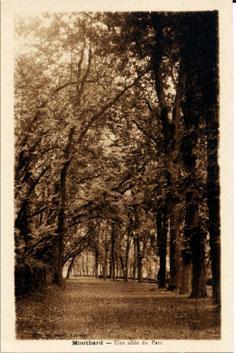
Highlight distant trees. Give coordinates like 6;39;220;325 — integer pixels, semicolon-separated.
15;11;220;305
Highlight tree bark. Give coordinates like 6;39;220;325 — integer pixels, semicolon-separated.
53;127;74;286
168;65;185;292
179;258;192;295
204;13;221;305
66;256;76;279
207;110;221;304
125;237;130;281
119;256;125;278
110;223;116;280
15;201;31;244
190;230;207;298
168;207;182;291
94;248;99;278
133;237;137;280
156;209;167;288
103;241;109;280
179;22;207;297
137;236;143;283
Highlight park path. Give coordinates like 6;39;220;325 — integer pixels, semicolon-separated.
16;277;220;339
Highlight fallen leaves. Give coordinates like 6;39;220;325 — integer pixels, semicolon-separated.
16;279;220;340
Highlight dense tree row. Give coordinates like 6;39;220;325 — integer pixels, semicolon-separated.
15;12;220;304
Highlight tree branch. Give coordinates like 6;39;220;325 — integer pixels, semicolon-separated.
76;45;93;106
76;75;141;145
133;119;160;148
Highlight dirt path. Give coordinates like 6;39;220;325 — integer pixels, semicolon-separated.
16;277;220;339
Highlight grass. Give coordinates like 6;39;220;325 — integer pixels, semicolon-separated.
16;277;220;340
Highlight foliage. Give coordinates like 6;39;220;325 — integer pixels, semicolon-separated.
15;11;219;302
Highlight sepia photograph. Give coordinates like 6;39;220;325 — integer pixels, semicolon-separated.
1;0;233;352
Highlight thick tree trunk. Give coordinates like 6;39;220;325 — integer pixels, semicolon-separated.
190;230;207;298
179;258;192;295
204;13;220;305
168;74;184;292
207;111;221;304
177;15;218;299
53;207;65;285
182;189;206;298
53;164;72;284
156;209;167;288
150;15;173;291
180;93;205;298
168;207;182;291
53;127;74;286
184;192;205;298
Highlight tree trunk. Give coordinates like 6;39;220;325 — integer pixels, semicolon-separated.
168;72;184;292
204;13;220;305
168;207;182;291
147;259;152;279
53;127;74;286
137;236;143;283
15;201;31;244
156;209;167;288
190;230;207;298
206;105;220;304
66;256;76;279
116;259;120;278
178;12;219;297
125;237;130;281
179;258;192;295
86;253;89;275
133;237;137;280
200;248;207;297
109;259;112;278
53;207;65;285
119;256;125;278
169;226;176;290
74;259;79;276
111;224;116;280
182;188;205;298
103;241;109;280
94;249;99;278
82;255;86;276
